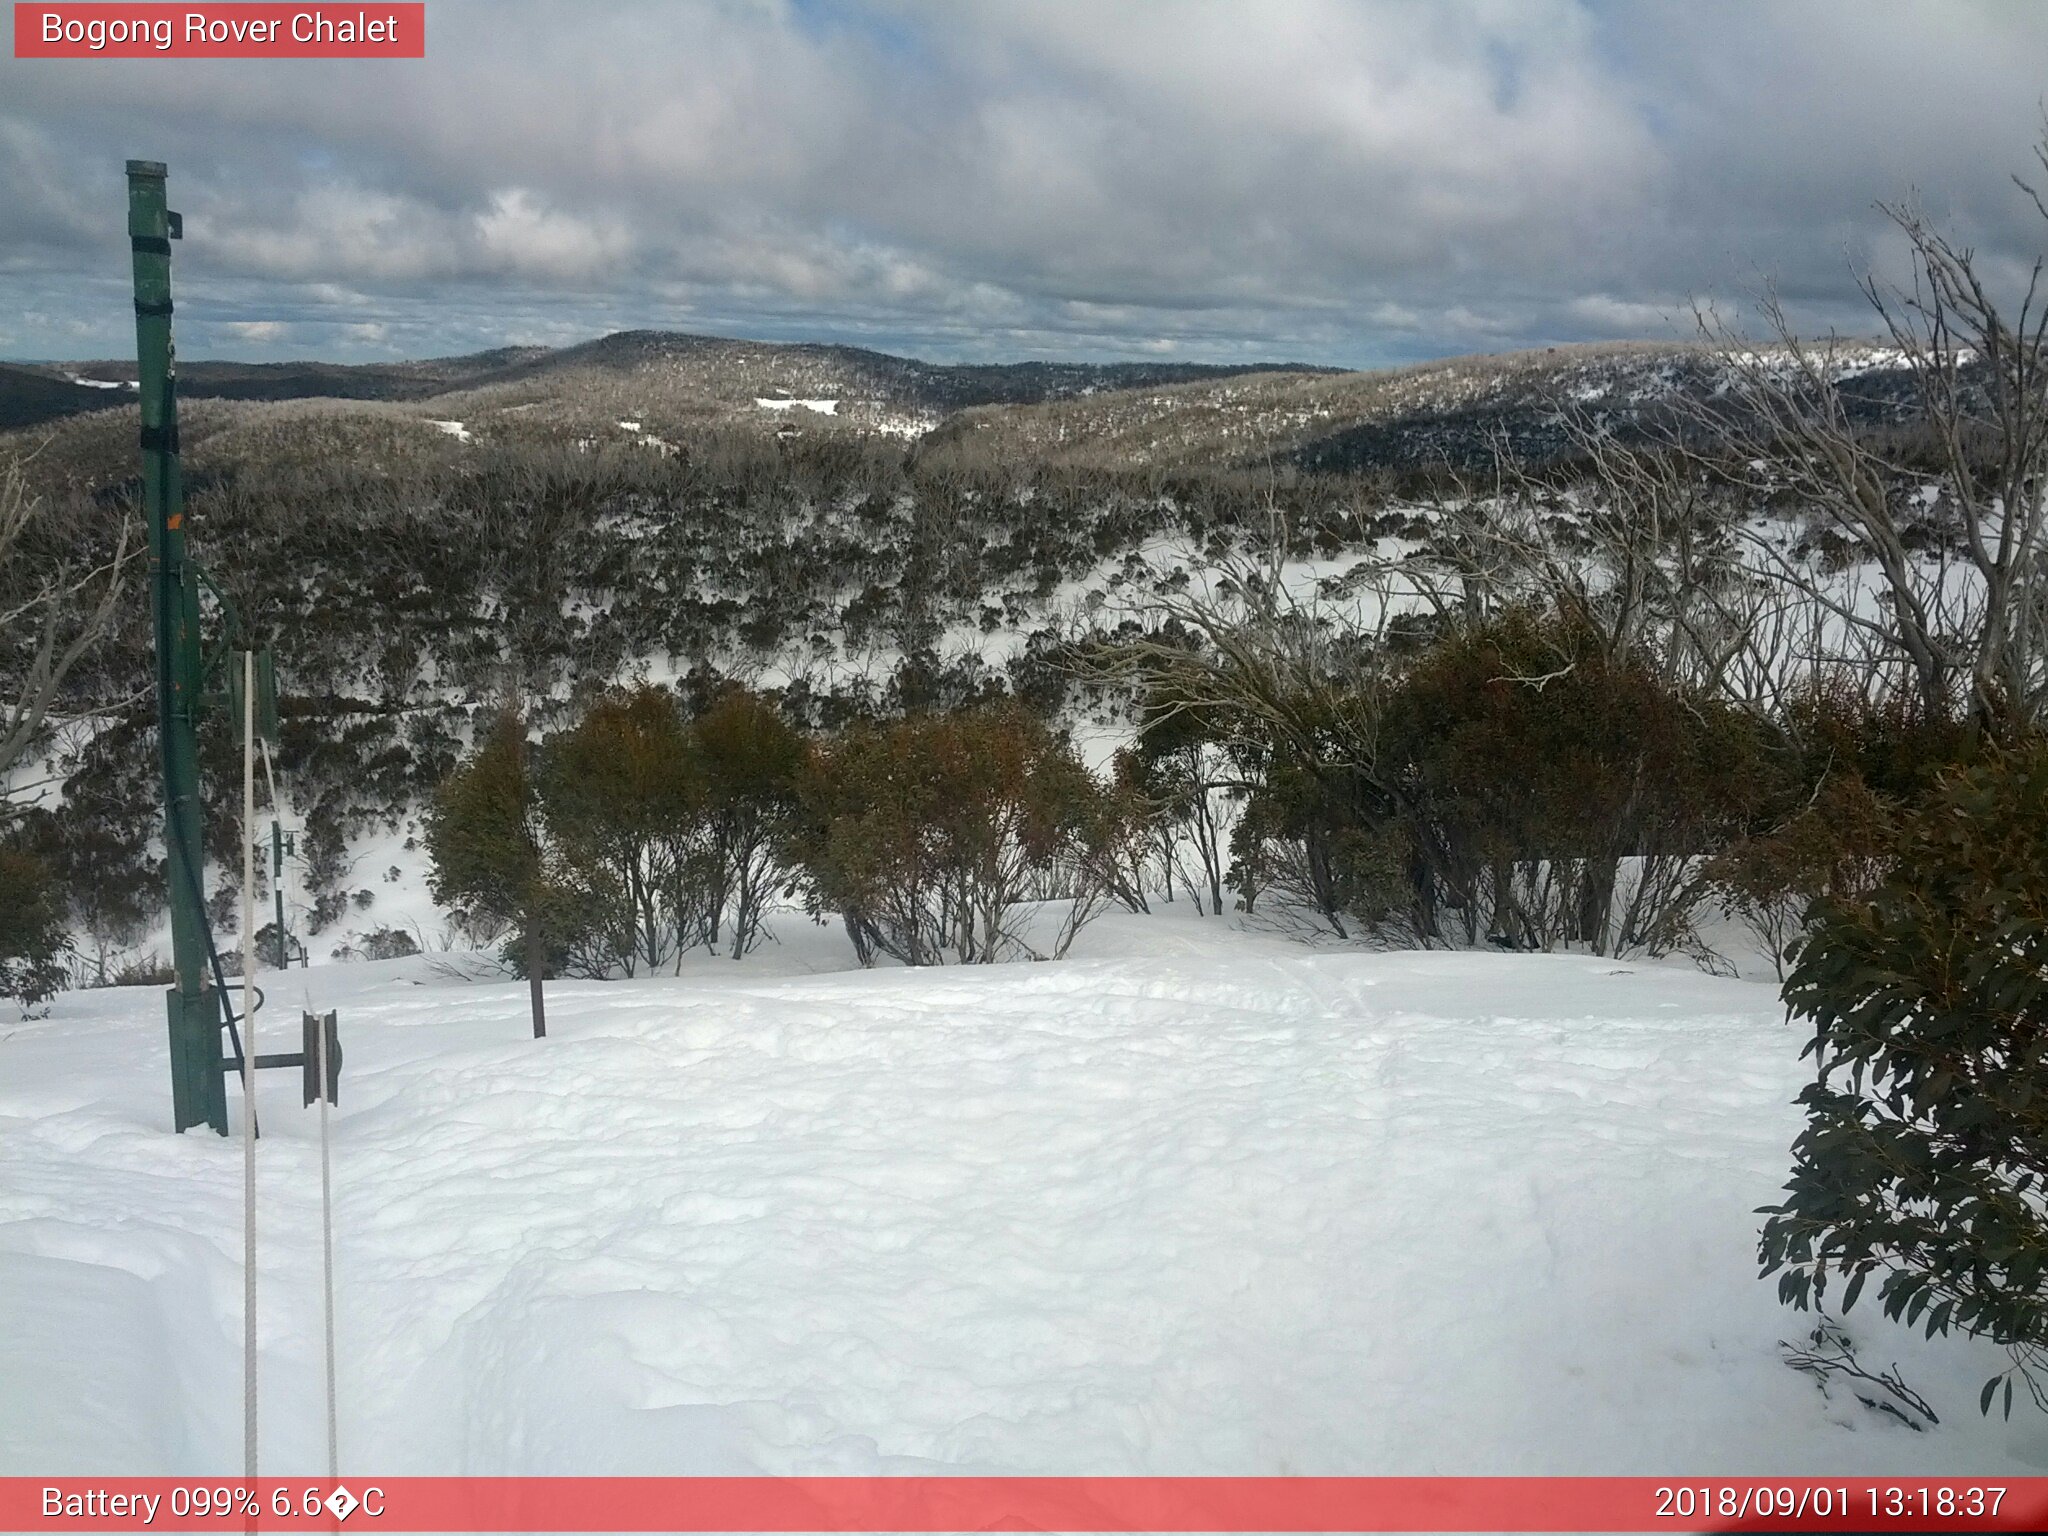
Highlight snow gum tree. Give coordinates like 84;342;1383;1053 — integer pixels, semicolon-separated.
1697;137;2048;739
1;449;133;1007
539;686;701;976
424;709;560;1037
692;688;805;960
430;685;811;978
794;704;1112;965
1;450;134;790
1129;694;1237;917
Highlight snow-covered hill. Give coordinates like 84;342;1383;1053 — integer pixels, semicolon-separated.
920;339;1932;474
5;912;2043;1475
1;330;1320;439
7;329;1929;477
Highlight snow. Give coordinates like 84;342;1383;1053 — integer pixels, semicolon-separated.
5;911;2046;1476
612;419;677;454
755;397;839;416
863;410;937;439
425;419;472;442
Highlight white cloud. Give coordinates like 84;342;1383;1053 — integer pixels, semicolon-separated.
3;0;2047;364
1566;295;1685;335
473;190;635;280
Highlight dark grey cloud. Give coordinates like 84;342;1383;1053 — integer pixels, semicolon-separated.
3;0;2046;365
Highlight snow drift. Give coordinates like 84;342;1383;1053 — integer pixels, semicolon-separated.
3;913;2044;1475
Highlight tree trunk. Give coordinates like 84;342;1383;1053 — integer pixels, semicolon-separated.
843;909;876;968
1407;842;1438;942
1196;792;1225;916
1489;856;1520;947
524;923;548;1039
1307;830;1348;938
1578;855;1617;957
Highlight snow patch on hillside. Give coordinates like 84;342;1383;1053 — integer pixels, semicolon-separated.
755;397;839;416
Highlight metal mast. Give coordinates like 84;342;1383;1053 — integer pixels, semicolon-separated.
129;159;228;1135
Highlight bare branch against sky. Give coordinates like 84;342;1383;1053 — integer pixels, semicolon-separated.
4;0;2047;366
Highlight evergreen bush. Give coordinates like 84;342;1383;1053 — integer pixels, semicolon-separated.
1759;747;2048;1416
0;846;69;1010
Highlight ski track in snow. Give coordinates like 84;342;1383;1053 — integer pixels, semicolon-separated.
4;914;2046;1475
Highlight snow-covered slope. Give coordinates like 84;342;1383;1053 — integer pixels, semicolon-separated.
3;913;2043;1475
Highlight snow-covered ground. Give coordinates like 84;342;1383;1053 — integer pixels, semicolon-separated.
4;911;2045;1476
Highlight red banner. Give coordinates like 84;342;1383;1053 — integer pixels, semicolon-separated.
4;1477;2047;1533
12;4;424;58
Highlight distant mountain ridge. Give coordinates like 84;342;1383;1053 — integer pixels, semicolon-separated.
3;329;1334;431
3;328;1933;478
918;338;1936;474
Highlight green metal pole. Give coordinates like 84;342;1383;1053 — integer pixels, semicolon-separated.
130;160;227;1135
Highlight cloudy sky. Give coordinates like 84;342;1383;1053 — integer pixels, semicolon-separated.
4;0;2047;367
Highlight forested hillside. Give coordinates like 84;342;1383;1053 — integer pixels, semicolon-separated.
0;300;2019;994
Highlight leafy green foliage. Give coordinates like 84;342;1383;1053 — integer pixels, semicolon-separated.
793;704;1113;965
1379;610;1766;952
425;711;552;933
1125;699;1236;916
1758;747;2048;1416
531;684;807;970
13;783;159;987
1708;685;1974;974
539;686;702;976
692;688;806;959
1213;609;1769;951
423;709;568;1032
0;845;69;1010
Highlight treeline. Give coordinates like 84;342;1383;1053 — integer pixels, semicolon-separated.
26;418;1384;717
4;418;1415;983
424;686;1148;1011
1115;602;1990;971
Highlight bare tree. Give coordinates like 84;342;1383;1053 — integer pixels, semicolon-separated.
1420;418;1784;703
1088;501;1407;768
1693;142;2048;735
1;451;135;806
1075;503;1418;937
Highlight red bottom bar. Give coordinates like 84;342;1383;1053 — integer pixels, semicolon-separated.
6;1477;2046;1533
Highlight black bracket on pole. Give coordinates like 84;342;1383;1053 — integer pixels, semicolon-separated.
221;1011;342;1108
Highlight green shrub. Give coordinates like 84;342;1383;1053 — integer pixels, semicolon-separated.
1377;610;1768;953
1758;747;2048;1416
1215;609;1767;950
1707;773;1895;978
1706;684;1978;975
350;926;421;962
692;688;805;959
0;846;69;1010
539;686;702;975
794;704;1110;965
423;709;564;1036
534;684;805;968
